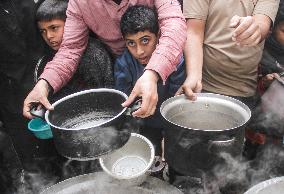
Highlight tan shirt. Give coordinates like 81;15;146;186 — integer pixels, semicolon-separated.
183;0;279;97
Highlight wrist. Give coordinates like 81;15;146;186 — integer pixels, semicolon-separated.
37;78;53;94
144;69;159;83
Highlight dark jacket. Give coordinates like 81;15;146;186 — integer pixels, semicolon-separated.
260;0;284;75
36;37;114;102
114;49;185;128
0;0;45;113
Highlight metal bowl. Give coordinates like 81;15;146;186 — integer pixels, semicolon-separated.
40;172;182;194
99;133;155;186
244;176;284;194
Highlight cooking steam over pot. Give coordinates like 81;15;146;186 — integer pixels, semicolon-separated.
40;172;182;194
160;93;251;176
31;88;139;160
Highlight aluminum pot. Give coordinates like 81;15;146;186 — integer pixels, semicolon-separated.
99;133;164;186
40;172;182;194
160;93;251;176
244;176;284;194
261;75;284;119
31;88;138;160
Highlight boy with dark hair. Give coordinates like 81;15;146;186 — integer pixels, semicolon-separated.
33;0;114;179
115;5;185;155
35;0;114;97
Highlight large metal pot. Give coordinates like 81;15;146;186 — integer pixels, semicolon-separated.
244;176;284;194
32;88;137;161
40;172;182;194
160;93;251;176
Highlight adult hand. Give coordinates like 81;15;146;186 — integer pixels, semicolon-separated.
230;15;261;46
175;76;202;100
122;70;159;118
23;79;53;119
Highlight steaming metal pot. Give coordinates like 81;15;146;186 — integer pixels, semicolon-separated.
40;172;182;194
31;88;139;161
244;176;284;194
160;93;251;176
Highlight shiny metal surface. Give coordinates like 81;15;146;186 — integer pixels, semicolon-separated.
160;93;251;176
161;93;251;131
99;133;155;186
244;176;284;194
41;88;132;160
40;172;183;194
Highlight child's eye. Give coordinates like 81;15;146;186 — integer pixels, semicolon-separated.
39;30;46;34
141;38;149;44
51;26;59;31
127;41;136;47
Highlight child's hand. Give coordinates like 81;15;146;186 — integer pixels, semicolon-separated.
122;70;159;118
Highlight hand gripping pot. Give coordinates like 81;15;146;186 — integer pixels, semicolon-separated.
30;88;140;161
99;133;164;187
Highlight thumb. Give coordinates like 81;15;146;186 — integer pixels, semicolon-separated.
229;15;241;28
41;97;53;110
121;90;138;107
175;86;184;96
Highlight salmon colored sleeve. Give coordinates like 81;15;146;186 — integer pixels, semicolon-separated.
145;0;187;83
39;0;89;93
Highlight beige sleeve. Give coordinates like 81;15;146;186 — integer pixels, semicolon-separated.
183;0;209;20
253;0;280;23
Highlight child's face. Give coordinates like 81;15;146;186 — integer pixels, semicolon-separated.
125;30;158;65
38;19;65;51
274;21;284;45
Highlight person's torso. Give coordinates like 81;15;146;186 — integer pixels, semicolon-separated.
186;0;264;97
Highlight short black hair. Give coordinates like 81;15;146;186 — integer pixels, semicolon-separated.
36;0;68;22
120;5;159;38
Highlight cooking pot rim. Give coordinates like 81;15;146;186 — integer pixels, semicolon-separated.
244;176;284;194
99;133;155;180
160;93;251;132
44;88;128;130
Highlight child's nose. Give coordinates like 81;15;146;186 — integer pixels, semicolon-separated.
137;45;144;55
46;31;53;40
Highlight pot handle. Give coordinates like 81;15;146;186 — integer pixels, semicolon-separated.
148;156;166;173
29;102;46;119
125;98;142;116
208;137;236;152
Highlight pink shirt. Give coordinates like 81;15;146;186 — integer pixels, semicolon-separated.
40;0;187;92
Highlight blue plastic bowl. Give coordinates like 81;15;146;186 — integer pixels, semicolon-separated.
28;118;53;139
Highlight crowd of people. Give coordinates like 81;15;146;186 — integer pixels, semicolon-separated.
0;0;283;193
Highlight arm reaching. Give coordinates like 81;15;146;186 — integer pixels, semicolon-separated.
176;19;205;100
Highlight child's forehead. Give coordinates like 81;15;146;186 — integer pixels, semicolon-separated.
124;30;157;40
37;18;65;26
38;18;65;24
